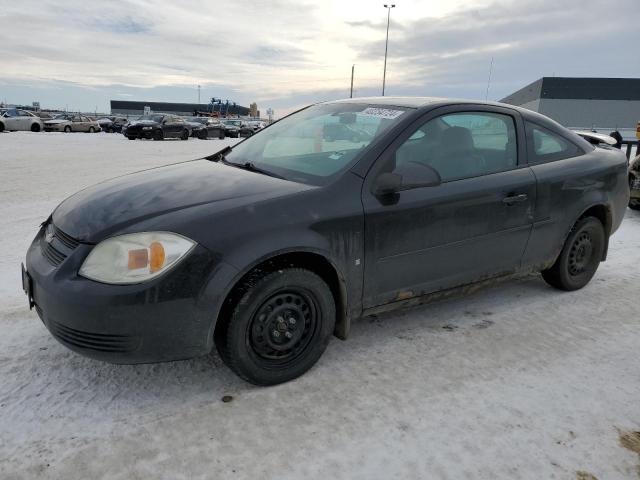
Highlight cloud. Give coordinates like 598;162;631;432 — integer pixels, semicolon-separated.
0;0;637;114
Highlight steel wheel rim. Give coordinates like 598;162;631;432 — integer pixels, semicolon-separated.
568;231;594;276
248;289;319;364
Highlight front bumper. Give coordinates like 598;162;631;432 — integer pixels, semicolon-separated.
25;224;236;364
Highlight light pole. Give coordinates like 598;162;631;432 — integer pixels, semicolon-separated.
382;4;395;96
350;64;355;98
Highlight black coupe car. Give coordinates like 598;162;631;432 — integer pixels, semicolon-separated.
221;119;253;138
185;117;226;140
23;97;629;385
124;114;191;140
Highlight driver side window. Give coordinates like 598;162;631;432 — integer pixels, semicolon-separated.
392;111;518;182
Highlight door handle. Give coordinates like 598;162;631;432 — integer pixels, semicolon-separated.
502;193;528;204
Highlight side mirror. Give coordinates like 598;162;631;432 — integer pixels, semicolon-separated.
373;172;403;195
373;163;442;196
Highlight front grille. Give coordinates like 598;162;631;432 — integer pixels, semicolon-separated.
53;226;79;249
40;223;80;267
49;320;140;353
41;241;66;266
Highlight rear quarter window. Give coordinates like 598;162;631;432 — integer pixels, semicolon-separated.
526;122;582;163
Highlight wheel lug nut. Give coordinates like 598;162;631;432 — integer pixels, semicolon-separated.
285;331;293;339
288;318;296;325
272;330;280;338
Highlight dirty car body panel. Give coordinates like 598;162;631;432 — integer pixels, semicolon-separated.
24;97;629;366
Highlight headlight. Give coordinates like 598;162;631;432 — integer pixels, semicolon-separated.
79;232;196;284
142;126;153;130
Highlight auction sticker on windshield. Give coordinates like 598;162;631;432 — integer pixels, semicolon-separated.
360;107;405;119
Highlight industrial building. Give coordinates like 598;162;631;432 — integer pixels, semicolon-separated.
110;100;251;117
500;77;640;132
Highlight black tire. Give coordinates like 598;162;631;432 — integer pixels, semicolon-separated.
219;132;225;140
153;129;164;141
88;126;95;133
629;201;640;211
181;129;189;140
215;268;335;385
127;136;136;140
541;216;605;291
199;129;208;140
64;125;71;133
0;123;4;132
31;123;41;132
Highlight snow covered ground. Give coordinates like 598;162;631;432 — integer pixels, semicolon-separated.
1;132;639;480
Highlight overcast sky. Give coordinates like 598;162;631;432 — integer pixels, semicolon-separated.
1;0;638;116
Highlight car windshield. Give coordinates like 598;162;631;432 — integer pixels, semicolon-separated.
53;113;73;120
224;103;409;185
223;120;242;126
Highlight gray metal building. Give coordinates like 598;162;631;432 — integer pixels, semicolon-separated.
500;77;640;131
110;100;250;117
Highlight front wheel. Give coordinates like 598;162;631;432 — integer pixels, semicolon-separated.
64;126;71;133
153;129;164;141
541;216;605;291
198;129;208;140
181;129;189;140
88;126;95;133
31;123;41;132
215;269;335;385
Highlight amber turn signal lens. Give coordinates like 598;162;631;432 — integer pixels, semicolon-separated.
149;241;165;273
128;249;149;270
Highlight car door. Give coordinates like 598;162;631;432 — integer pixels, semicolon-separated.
17;110;32;130
3;109;20;130
361;105;536;309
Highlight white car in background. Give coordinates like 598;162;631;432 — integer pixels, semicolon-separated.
0;108;45;132
43;113;101;133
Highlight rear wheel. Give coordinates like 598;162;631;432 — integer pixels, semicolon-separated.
541;216;605;291
199;129;208;140
31;123;41;132
88;126;95;133
64;126;71;133
0;123;4;132
181;129;189;140
127;136;136;140
219;132;225;140
215;268;335;385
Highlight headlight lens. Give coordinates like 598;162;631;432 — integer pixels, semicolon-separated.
79;232;196;284
142;126;153;130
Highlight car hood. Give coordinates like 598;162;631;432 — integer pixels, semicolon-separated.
45;119;70;124
52;159;311;243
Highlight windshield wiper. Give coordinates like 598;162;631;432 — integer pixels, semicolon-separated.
205;146;232;162
226;161;287;180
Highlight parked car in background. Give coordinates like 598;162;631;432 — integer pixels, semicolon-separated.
124;114;191;140
43;113;101;133
629;154;640;210
247;120;267;132
221;119;254;138
185;117;226;140
97;116;128;133
23;97;629;386
0;108;45;132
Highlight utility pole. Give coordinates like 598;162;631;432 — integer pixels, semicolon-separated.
350;64;355;98
197;85;201;104
382;4;395;96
